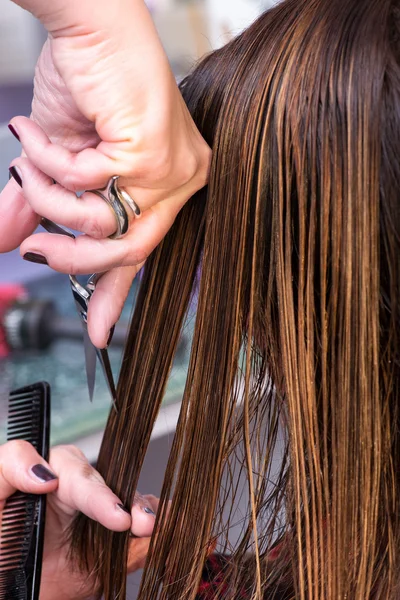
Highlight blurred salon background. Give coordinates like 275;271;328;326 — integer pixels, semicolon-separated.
0;2;276;594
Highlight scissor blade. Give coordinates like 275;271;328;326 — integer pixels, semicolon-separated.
83;330;97;402
40;218;76;238
96;348;118;413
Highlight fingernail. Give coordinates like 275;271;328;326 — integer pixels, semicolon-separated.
31;464;57;482
23;252;48;265
117;503;131;515
143;506;156;517
8;124;20;142
106;325;115;349
9;166;22;188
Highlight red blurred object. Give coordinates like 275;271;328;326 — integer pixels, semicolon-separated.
0;285;27;358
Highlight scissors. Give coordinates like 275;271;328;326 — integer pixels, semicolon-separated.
40;217;118;412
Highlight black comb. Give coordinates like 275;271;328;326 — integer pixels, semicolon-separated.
0;383;51;600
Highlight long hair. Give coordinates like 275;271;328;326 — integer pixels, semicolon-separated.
70;0;400;598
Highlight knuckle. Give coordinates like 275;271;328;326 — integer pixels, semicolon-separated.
152;154;173;183
121;244;149;267
50;444;88;468
78;215;107;239
55;444;87;461
3;439;34;457
60;169;81;193
80;463;105;485
79;462;96;479
60;253;81;275
134;150;172;184
177;153;198;186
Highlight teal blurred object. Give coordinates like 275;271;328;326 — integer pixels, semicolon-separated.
0;272;193;445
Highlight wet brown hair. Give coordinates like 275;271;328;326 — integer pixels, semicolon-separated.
70;0;400;597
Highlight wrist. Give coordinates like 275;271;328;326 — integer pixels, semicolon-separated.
48;0;147;38
13;0;146;38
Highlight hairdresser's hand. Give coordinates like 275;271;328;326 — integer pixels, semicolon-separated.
0;441;159;600
1;0;211;348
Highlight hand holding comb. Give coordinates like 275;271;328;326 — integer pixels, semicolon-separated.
0;383;50;600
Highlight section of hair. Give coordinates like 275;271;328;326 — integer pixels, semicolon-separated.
69;0;400;598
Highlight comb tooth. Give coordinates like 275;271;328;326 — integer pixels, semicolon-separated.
1;532;27;542
2;504;29;511
0;514;31;536
1;511;32;523
7;431;39;440
0;549;31;563
9;390;41;400
8;425;40;434
2;512;30;523
1;519;28;530
7;429;40;439
0;568;27;587
1;516;31;528
0;541;31;556
8;412;40;422
8;405;39;416
0;542;29;556
0;543;30;556
7;412;39;423
8;400;37;411
8;414;38;424
3;497;28;507
1;527;32;538
3;503;32;513
0;538;32;556
8;400;40;412
8;414;40;424
0;553;29;565
7;429;39;439
8;411;40;427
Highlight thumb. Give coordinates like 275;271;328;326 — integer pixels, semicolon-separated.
0;440;58;506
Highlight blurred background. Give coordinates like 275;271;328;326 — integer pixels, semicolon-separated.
0;1;276;596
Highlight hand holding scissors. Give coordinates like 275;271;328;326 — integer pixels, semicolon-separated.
39;176;141;412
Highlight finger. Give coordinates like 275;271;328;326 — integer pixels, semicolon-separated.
130;493;157;538
10;158;118;239
0;440;58;506
9;117;209;212
87;265;144;349
48;445;131;532
127;496;168;572
127;537;151;574
0;178;39;252
20;199;178;273
9;117;120;193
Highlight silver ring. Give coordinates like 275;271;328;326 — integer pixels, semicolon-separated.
88;176;141;240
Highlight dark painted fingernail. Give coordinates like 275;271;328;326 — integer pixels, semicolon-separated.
23;252;48;265
9;166;22;188
106;325;115;349
31;464;57;482
143;506;156;517
8;124;20;142
117;503;131;515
